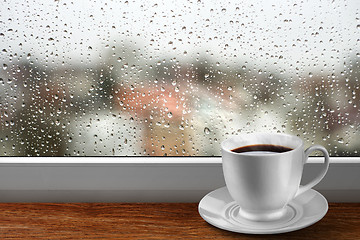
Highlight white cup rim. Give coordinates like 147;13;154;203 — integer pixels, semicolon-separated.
221;132;303;156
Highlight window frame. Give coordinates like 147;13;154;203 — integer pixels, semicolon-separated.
1;0;359;203
0;157;359;202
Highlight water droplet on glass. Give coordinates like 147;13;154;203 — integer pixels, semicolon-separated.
204;127;211;134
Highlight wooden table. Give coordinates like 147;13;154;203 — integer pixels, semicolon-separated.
0;203;359;239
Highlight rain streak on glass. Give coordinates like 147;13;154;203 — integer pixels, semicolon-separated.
0;0;359;156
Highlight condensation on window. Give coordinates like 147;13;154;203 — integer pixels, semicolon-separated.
0;0;359;156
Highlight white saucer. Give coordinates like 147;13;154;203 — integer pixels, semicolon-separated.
198;187;328;234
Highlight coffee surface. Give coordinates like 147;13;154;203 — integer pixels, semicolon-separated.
231;144;293;154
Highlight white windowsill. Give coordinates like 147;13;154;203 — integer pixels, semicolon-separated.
0;157;359;202
0;156;358;164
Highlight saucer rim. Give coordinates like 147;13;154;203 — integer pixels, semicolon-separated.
198;187;328;234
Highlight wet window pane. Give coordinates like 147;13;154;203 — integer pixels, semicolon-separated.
0;0;359;156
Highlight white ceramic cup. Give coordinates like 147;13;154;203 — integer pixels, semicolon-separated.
221;133;330;222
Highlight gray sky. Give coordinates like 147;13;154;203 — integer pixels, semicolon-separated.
1;0;359;77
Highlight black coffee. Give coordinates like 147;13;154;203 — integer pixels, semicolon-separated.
231;144;293;154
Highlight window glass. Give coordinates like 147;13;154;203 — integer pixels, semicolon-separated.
0;0;359;156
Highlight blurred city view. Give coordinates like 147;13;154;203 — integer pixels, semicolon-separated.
0;0;359;156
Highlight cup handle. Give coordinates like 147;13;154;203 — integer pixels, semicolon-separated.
295;145;330;197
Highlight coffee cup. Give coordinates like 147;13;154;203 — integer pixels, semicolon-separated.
221;133;329;222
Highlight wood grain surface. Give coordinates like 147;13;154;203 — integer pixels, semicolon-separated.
0;203;359;239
